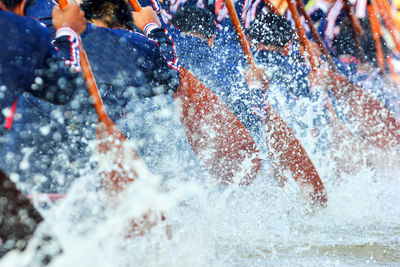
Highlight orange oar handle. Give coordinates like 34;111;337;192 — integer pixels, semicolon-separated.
382;0;400;33
225;0;257;69
286;0;318;70
58;0;68;8
375;0;400;52
128;0;143;11
58;0;124;138
295;0;337;71
368;0;385;72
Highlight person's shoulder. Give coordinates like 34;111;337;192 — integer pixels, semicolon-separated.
1;9;41;28
26;0;54;20
0;10;50;42
85;25;157;48
111;28;149;41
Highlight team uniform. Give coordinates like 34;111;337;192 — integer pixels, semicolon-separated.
117;19;211;182
16;0;206;187
0;8;81;179
0;8;80;125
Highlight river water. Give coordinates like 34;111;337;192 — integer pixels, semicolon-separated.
1;85;400;266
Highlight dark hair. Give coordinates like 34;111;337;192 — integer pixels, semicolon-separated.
248;12;294;47
80;0;133;30
171;6;216;39
1;0;34;14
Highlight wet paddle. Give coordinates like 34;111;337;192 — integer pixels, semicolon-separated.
225;0;327;206
58;0;139;194
289;0;400;151
129;0;261;185
293;0;369;176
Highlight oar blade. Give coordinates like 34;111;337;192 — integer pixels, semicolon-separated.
96;122;139;194
174;68;261;185
265;107;327;206
331;73;400;150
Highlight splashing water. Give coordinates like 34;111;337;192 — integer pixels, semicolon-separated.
1;78;400;267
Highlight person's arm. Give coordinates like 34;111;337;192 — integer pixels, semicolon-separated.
27;3;86;105
133;6;180;94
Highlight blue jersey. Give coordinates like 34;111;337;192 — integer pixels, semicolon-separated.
26;0;180;121
80;24;180;120
0;9;80;125
254;50;310;98
3;1;181;192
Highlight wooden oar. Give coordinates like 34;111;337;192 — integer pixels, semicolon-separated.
58;0;138;194
375;0;400;53
225;0;327;206
381;0;400;34
129;0;261;185
368;0;386;72
294;0;369;176
289;0;400;151
294;0;337;70
342;0;366;62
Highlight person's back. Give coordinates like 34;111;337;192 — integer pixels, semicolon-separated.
0;8;82;121
80;24;180;120
0;0;86;177
248;11;317;141
0;0;86;258
249;12;310;100
0;10;52;107
79;0;210;182
5;0;184;191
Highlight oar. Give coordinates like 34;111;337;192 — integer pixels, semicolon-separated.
285;0;319;69
368;0;386;72
225;0;327;206
289;0;400;151
58;0;138;194
342;0;366;62
381;0;400;35
375;0;400;53
129;0;261;185
294;0;368;176
294;0;337;70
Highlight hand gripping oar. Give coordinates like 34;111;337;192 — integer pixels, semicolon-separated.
262;0;282;16
58;0;139;194
129;0;261;185
289;0;400;151
225;0;327;206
